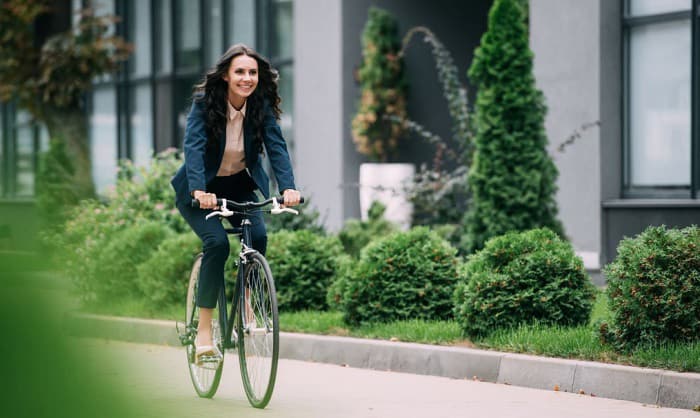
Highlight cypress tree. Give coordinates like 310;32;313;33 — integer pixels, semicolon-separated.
462;0;563;253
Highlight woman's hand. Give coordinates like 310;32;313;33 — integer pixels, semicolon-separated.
193;190;218;209
282;189;301;207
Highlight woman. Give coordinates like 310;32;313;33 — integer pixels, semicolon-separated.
171;44;301;362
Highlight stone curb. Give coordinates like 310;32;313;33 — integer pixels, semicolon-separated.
65;314;700;410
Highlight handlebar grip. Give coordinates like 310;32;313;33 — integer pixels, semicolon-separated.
277;195;305;204
191;198;225;208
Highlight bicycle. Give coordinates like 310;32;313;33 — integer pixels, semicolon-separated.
176;195;302;408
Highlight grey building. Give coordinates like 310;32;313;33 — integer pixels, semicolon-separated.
2;0;699;275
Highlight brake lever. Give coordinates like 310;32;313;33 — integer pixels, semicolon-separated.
270;197;299;215
205;199;234;220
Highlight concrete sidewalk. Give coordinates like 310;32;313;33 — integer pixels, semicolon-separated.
65;313;700;411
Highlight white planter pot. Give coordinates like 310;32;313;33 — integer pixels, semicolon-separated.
359;163;415;230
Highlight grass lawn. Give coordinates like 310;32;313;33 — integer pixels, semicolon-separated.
77;288;699;373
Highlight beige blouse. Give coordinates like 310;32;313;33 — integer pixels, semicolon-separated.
216;101;247;176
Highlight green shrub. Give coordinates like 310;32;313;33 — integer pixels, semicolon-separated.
461;0;563;254
351;6;408;162
602;225;700;350
136;232;201;308
338;201;397;258
266;230;344;311
87;221;173;302
341;227;459;325
47;149;189;301
326;254;354;311
454;228;595;338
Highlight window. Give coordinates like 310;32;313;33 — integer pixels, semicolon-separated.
228;0;256;47
130;83;154;167
91;87;119;194
128;0;152;78
268;0;295;159
154;0;173;74
623;0;698;197
205;0;224;66
175;0;201;71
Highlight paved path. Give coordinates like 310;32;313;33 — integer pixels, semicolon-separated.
85;339;698;418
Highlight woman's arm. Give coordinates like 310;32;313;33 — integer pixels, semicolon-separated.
183;99;208;195
261;104;297;196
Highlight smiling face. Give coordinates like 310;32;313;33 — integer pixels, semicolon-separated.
224;54;259;107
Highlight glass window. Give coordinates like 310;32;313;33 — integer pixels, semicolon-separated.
15;111;34;197
271;0;293;60
128;0;152;78
155;0;173;74
90;87;119;195
205;0;224;67
175;0;201;70
629;0;691;17
92;0;117;83
228;0;256;47
130;83;154;167
629;20;691;186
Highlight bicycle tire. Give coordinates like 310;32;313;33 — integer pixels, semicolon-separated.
185;253;223;398
236;252;279;409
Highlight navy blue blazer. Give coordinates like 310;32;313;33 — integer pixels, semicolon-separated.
171;97;296;207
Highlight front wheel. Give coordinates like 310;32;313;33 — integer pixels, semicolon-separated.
185;254;223;398
237;252;279;409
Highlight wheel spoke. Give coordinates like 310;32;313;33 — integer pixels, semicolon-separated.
239;254;279;408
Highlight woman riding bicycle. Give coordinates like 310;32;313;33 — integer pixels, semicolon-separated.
171;43;301;363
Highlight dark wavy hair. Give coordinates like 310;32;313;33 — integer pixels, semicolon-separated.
193;44;282;154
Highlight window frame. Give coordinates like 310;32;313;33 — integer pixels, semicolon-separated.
622;0;699;198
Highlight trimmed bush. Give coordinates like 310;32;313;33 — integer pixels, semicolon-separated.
341;227;459;325
266;230;344;311
602;225;700;350
454;228;595;338
461;0;563;254
136;232;201;308
338;201;397;258
87;221;173;302
326;254;354;311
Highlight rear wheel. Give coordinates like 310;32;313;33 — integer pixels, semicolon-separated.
237;252;279;409
185;254;223;398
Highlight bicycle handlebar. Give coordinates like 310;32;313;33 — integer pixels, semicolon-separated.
190;195;305;210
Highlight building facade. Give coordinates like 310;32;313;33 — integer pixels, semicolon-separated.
2;0;699;276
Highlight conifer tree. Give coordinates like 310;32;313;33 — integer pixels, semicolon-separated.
462;0;563;253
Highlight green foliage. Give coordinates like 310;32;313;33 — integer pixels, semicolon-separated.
462;0;563;253
453;228;596;338
266;230;344;311
602;225;700;350
85;221;173;303
396;27;474;230
0;0;131;113
399;26;473;160
409;165;468;242
48;150;188;300
264;196;326;235
136;232;201;308
340;227;459;325
351;7;408;162
337;201;397;258
326;254;354;311
35;140;79;229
